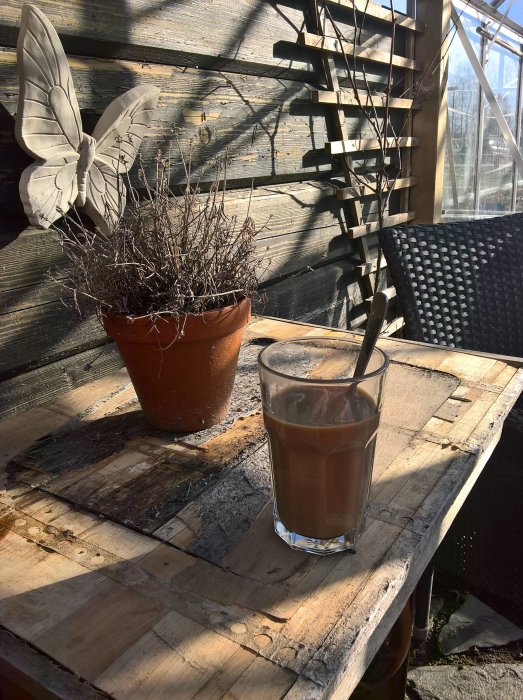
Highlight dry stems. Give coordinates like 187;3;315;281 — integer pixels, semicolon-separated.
57;155;259;317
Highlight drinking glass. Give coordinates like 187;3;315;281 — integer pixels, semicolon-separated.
258;337;388;555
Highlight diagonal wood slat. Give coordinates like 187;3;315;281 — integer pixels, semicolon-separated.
312;89;414;110
335;176;418;201
327;136;418;155
348;212;415;239
299;32;423;71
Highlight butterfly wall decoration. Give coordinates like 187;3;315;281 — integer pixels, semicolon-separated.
15;4;160;231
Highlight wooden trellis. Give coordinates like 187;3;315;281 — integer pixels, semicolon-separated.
301;0;425;331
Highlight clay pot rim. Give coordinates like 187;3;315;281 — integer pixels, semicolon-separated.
102;296;250;322
102;296;251;344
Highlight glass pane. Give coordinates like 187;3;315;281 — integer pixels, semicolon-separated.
443;1;523;221
442;11;482;218
494;1;523;27
477;43;519;214
381;1;409;15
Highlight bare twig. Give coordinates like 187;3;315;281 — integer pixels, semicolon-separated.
55;154;259;318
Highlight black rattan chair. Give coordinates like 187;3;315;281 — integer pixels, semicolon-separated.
379;214;523;625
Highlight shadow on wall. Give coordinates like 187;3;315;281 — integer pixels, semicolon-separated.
0;0;363;416
0;104;32;245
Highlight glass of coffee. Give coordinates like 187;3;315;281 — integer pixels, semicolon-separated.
258;337;388;555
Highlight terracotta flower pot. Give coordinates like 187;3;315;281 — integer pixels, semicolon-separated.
103;297;251;432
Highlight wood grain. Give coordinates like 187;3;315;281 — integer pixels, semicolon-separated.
1;317;522;699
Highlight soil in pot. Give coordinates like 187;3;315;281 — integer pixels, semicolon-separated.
103;297;251;432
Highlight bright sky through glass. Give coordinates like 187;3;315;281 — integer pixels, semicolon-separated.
382;2;523;28
490;1;523;26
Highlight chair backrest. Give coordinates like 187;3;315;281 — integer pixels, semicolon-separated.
378;214;523;357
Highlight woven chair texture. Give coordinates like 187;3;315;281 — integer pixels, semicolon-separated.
379;213;523;357
379;214;523;625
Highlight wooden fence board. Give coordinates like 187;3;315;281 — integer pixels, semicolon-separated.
0;1;412;418
0;0;312;79
299;32;422;71
0;344;123;420
0;302;105;380
0;49;330;191
256;259;364;329
0;1;391;80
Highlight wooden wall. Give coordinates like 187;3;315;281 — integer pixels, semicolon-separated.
0;0;419;418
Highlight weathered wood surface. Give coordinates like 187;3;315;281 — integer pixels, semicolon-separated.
0;47;327;193
0;1;413;417
1;316;522;699
0;0;315;79
1;182;368;418
0;344;124;422
0;1;397;80
0;629;106;700
299;32;422;71
322;0;424;33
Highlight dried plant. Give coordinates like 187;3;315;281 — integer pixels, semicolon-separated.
56;154;260;318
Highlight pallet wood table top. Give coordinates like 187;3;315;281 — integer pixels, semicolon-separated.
1;317;522;699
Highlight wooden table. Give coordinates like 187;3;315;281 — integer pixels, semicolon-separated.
1;316;522;699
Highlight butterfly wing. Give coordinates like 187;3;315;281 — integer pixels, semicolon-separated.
20;156;79;228
15;5;83;226
83;85;160;230
82;158;123;232
15;4;82;160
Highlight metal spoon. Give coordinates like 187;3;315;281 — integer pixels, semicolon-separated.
353;291;389;378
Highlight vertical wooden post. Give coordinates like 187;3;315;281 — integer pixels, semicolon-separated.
410;0;451;223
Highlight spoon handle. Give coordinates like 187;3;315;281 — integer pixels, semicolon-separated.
354;291;389;378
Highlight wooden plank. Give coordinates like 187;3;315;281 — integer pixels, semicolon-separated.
365;288;397;305
348;211;415;238
258;228;354;283
95;611;244;699
94;628;209;700
224;656;296;699
0;49;336;196
0;344;124;420
192;647;258;700
0;407;68;470
336;177;417;201
34;579;166;682
326;136;418;155
0;184;347;296
408;0;451;223
1;284;68;316
258;259;364;330
0;302;106;380
0;0;316;80
299;32;422;71
0;529;112;641
0;629;105;700
80;520;160;561
382;315;405;337
322;0;425;32
356;256;387;277
312;90;413;110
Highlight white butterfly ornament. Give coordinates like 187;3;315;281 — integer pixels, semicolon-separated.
15;4;160;230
